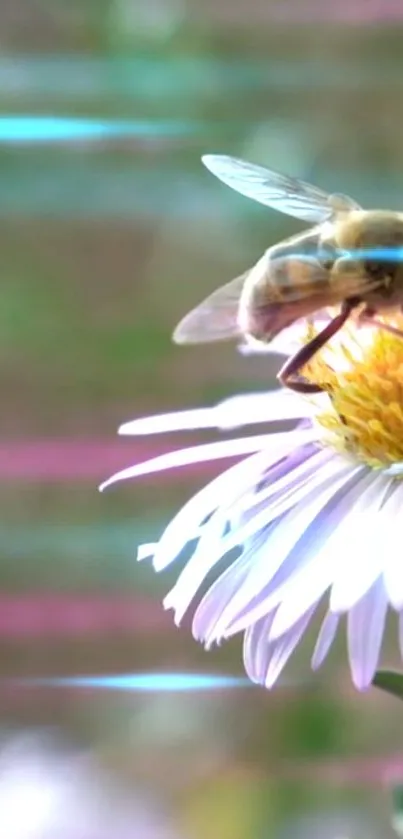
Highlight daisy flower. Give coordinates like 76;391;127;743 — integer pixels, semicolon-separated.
100;315;403;691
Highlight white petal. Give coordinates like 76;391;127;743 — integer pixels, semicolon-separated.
100;432;281;491
270;587;328;642
166;445;325;633
239;445;332;522
263;604;317;688
153;431;315;572
118;390;310;435
192;547;260;646
243;612;277;684
155;457;258;575
215;390;311;429
163;502;235;625
347;578;388;690
311;611;340;670
198;454;340;636
119;406;225;435
218;462;367;637
211;448;341;575
383;483;403;609
163;446;300;621
329;474;392;613
269;470;381;634
137;543;158;562
191;525;271;645
99;428;316;492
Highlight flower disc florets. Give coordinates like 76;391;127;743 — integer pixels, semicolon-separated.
301;316;403;471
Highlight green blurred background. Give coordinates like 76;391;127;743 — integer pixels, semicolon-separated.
0;1;403;836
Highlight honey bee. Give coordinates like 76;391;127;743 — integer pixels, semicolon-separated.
173;154;403;393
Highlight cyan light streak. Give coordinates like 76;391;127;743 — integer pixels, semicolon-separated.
336;247;403;261
14;672;250;692
0;116;198;143
290;247;403;262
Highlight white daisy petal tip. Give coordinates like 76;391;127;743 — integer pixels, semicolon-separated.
311;612;339;671
162;595;172;612
118;407;220;436
347;580;387;692
263;670;279;690
98;467;138;492
137;543;157;562
162;590;184;625
98;474;119;493
351;671;373;692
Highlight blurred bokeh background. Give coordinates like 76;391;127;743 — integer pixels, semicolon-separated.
1;0;403;836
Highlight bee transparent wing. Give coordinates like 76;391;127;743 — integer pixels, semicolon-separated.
202;155;361;222
328;193;362;213
173;272;248;345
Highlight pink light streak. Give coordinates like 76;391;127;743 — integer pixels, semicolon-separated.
0;439;238;483
260;0;403;23
0;594;170;638
202;0;403;24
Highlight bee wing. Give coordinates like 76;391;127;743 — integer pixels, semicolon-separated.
173;272;248;345
202;155;361;223
328;192;362;214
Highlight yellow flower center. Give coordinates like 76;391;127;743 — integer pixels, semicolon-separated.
301;316;403;470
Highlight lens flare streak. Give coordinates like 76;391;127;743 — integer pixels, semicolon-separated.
12;672;250;692
0;116;198;143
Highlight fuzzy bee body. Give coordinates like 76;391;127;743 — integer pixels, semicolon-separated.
173;155;403;392
324;210;403;304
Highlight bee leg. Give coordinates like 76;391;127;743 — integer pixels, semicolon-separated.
358;307;403;340
277;300;356;394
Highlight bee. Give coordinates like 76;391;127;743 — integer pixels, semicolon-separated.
173;154;403;393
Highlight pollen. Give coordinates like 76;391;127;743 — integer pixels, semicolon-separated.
301;317;403;469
